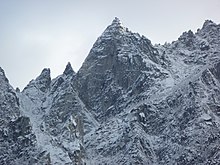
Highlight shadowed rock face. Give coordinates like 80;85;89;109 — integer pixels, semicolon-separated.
73;18;168;120
1;19;220;164
63;62;75;76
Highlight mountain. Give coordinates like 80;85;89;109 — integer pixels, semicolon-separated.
0;67;38;164
1;18;220;164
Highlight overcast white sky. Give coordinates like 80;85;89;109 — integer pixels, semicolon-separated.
0;0;220;89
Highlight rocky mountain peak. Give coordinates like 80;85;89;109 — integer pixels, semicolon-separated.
178;30;195;40
0;66;4;74
63;62;75;76
198;20;220;35
202;19;215;29
100;17;127;39
36;68;50;80
196;20;220;47
75;18;169;121
111;17;123;27
33;68;51;92
177;30;197;49
0;67;9;84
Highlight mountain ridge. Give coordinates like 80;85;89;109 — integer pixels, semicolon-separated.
1;18;220;164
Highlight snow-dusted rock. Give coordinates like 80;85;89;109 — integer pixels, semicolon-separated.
1;19;220;164
0;68;39;165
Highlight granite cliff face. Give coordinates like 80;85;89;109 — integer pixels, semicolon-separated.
1;18;220;164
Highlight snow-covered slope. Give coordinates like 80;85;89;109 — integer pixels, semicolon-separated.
18;63;99;164
1;18;220;164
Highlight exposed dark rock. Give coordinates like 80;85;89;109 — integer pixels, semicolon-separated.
63;62;75;76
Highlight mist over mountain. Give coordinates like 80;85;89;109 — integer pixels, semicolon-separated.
1;18;220;164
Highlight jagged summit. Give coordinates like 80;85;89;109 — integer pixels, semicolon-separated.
0;67;6;77
111;17;123;26
36;68;50;81
100;17;127;38
202;19;215;28
0;67;9;87
63;62;75;75
23;68;51;92
199;19;220;34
